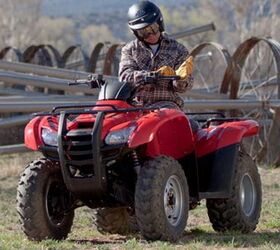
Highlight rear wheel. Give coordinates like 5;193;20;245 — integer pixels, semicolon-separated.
93;207;138;235
135;156;189;241
206;151;262;233
16;158;74;241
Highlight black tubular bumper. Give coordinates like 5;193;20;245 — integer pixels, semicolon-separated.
57;111;106;197
36;104;158;198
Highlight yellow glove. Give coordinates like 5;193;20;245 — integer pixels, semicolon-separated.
156;65;176;76
175;56;193;80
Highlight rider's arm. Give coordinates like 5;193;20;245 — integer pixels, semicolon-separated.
174;76;194;93
119;43;149;86
173;43;194;93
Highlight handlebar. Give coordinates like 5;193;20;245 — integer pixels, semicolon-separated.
144;72;181;84
68;74;105;88
68;72;181;89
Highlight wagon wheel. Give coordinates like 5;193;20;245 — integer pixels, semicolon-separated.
85;42;113;75
0;47;23;90
185;43;230;116
0;46;23;62
23;44;62;67
62;45;89;72
61;45;90;95
190;42;231;95
103;44;122;76
88;43;104;73
23;45;63;94
221;37;280;166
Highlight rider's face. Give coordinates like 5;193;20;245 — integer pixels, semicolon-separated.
136;23;161;44
143;30;161;44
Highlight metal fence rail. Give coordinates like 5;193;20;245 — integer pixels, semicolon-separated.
0;114;32;128
2;98;279;155
0;60;118;81
0;60;230;100
0;144;29;154
0;70;98;94
172;23;215;39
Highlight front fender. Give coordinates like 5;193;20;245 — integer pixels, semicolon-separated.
24;115;59;150
24;116;43;150
128;109;195;158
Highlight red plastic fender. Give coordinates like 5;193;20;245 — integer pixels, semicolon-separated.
195;119;259;157
24;115;60;150
128;109;195;159
24;116;43;150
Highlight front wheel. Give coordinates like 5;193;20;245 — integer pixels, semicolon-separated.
16;158;74;241
135;156;189;241
207;151;262;233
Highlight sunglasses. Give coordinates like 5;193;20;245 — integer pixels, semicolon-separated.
136;23;160;39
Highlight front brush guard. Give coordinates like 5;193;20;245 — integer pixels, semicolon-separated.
37;104;158;198
57;111;106;198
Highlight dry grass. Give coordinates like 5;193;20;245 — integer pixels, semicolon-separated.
0;153;280;250
0;152;41;177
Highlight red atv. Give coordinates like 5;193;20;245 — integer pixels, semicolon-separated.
16;74;262;242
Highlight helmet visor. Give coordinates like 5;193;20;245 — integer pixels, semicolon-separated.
136;23;160;39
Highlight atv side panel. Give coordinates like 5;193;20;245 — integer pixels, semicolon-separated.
129;109;195;159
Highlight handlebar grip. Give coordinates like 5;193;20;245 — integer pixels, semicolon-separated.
159;75;181;80
144;72;181;83
68;74;104;88
68;82;80;86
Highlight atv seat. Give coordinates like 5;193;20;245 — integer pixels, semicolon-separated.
189;119;200;133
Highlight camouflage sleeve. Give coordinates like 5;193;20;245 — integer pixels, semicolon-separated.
173;42;194;93
118;43;148;86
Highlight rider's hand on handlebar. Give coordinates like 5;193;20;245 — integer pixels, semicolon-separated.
156;65;176;76
175;56;193;80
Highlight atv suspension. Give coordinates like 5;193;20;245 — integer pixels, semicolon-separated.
131;150;141;175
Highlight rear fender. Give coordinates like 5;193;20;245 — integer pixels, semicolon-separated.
128;109;195;159
195;119;259;157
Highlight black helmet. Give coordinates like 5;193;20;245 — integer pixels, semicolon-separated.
128;1;165;35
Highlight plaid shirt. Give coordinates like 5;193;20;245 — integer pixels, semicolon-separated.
118;34;193;108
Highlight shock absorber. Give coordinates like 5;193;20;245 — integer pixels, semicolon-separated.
131;150;141;175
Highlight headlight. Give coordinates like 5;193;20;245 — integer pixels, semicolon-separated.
105;126;136;145
42;128;58;146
